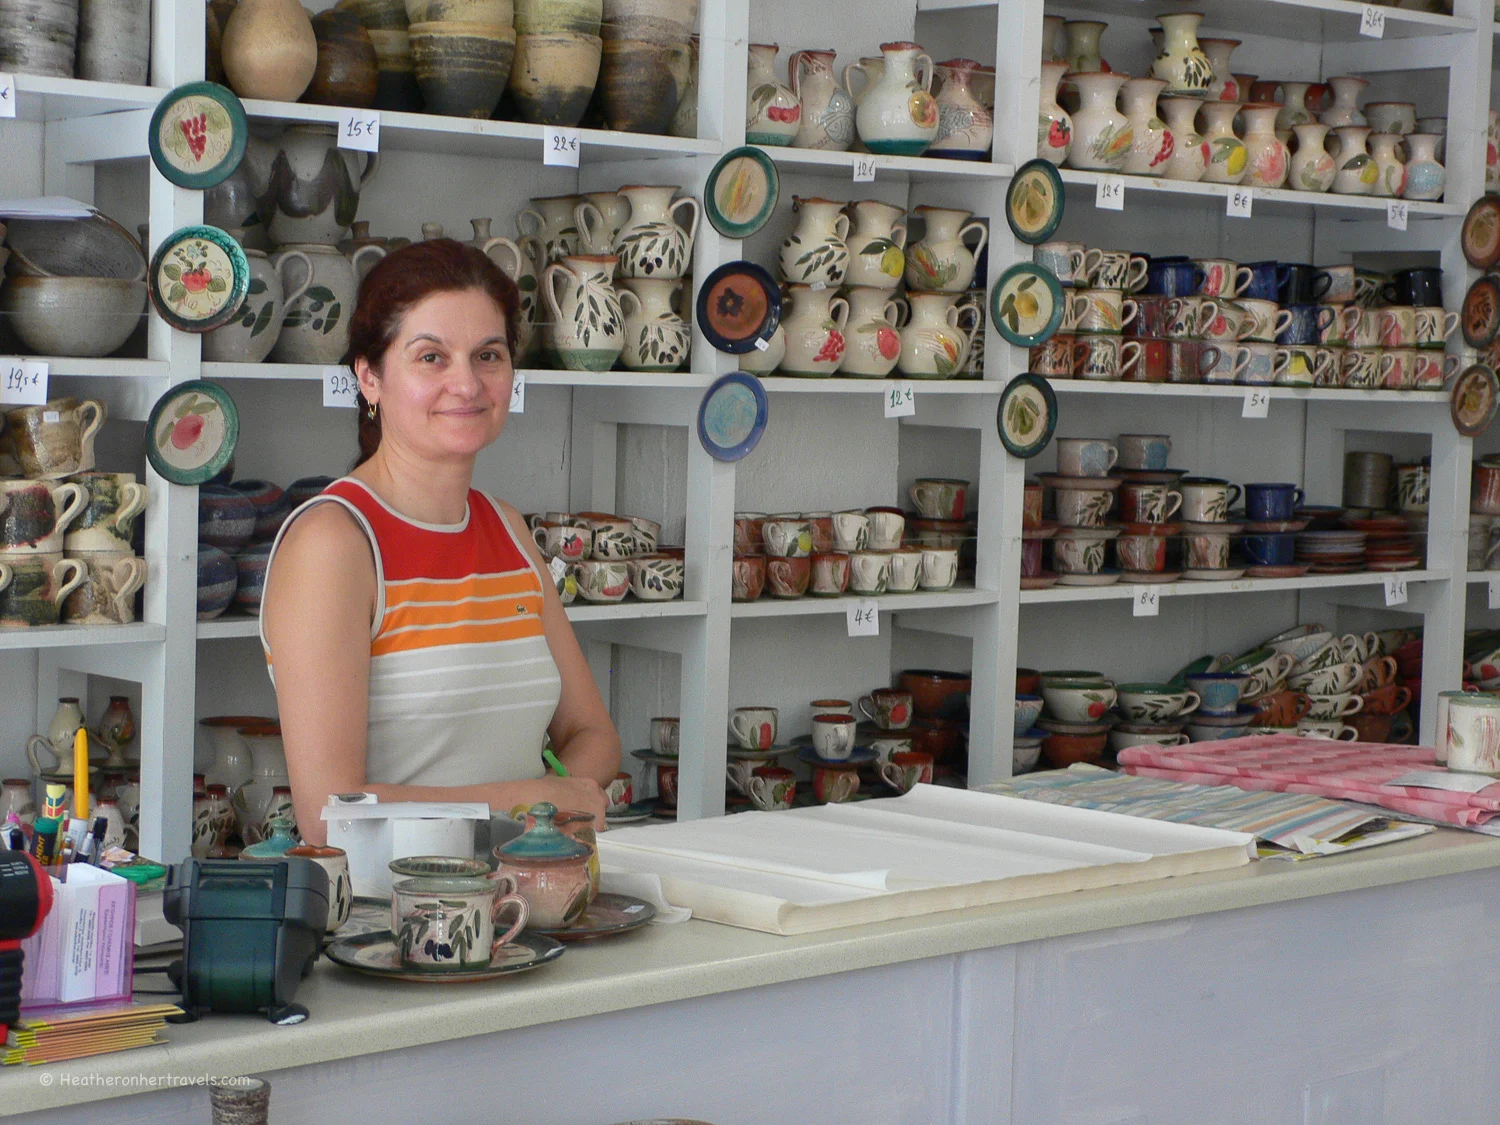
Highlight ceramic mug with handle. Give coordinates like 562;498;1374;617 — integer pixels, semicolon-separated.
746;766;797;811
729;706;778;750
393;874;529;970
879;750;934;794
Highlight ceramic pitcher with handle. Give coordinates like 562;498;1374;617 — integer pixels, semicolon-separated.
612;185;699;280
543;254;625;371
904;206;987;293
897;291;974;379
265;125;380;246
846;41;939;156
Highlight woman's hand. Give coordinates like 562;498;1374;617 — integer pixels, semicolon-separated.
531;776;610;830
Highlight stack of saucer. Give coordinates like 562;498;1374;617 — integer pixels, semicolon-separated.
1295;529;1367;573
1345;514;1423;571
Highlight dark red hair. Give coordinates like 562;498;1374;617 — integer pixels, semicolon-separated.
346;238;522;466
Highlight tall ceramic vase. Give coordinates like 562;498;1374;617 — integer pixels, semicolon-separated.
1402;132;1445;201
1368;133;1405;198
1198;101;1247;185
1199;38;1239;101
788;48;854;151
1289;122;1335;192
849;41;939;156
1332;126;1377;194
1319;75;1368;128
1240;103;1288;188
1062;20;1106;74
1151;12;1212;98
1064;71;1132;172
1160;95;1208;181
1037;60;1072;165
745;42;799;146
596;0;695;136
1120;77;1172;177
221;0;319;101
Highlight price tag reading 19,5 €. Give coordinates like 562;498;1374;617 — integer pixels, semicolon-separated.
509;372;525;415
1384;574;1408;606
0;73;15;119
1132;586;1160;617
336;109;380;153
846;600;880;637
884;382;915;418
1095;176;1125;211
323;365;359;408
1227;187;1253;218
544;127;581;168
0;358;47;405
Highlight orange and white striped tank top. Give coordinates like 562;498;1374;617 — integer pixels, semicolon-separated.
260;477;562;787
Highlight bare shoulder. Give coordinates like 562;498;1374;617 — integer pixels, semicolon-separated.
276;501;371;565
265;501;376;621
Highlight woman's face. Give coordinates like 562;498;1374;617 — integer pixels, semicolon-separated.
357;288;513;464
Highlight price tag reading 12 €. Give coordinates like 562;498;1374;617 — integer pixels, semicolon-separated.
509;372;525;415
853;156;878;183
1132;586;1160;617
323;365;359;408
544;127;581;167
0;73;15;119
1384;573;1408;607
1242;387;1270;418
884;382;915;418
1095;176;1125;211
336;109;380;153
846;600;880;637
0;358;47;405
1227;187;1253;218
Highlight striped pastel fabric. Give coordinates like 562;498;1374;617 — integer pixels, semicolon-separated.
262;478;561;786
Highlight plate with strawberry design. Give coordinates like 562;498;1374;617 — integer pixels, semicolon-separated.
991;262;1064;348
704;146;780;239
147;82;249;190
145;379;240;485
149;224;250;333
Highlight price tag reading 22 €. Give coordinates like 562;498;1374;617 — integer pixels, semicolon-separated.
323;365;359;408
544;127;581;167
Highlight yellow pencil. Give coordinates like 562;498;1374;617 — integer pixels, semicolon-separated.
73;727;89;819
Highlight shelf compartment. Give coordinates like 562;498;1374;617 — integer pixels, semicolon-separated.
761;145;1014;182
1058;168;1464;218
1045;380;1449;405
0;622;166;650
1021;569;1448;604
732;585;1000;618
8;74;161;122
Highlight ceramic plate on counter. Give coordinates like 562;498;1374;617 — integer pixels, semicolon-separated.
1004;159;1064;245
530;892;656;941
792;744;878;767
704;146;779;239
697;372;769;462
1462;195;1500;269
149;224;250;333
696;261;781;354
1451;364;1500;437
606;802;656;826
145;379;240;485
1462;275;1500;349
326;930;565;982
997;373;1058;459
148;82;249;190
991;263;1064;348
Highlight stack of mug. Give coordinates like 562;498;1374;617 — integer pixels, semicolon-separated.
1029;245;1146;381
1471;455;1500;570
524;510;683;605
0;398;148;629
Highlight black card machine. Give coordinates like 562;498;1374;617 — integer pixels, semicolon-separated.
163;857;328;1025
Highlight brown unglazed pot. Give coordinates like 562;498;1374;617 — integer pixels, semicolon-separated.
598;37;680;133
507;30;600;125
367;28;423;111
306;9;379;106
409;20;514;118
221;0;318;102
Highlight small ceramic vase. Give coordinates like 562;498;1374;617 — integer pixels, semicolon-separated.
1332;125;1377;195
1200;38;1240;101
543;254;624;370
1275;82;1315;142
1120;77;1172;177
1416;116;1445;161
1199;101;1247;185
1402;132;1445;201
839;286;904;377
618;278;689;371
1042;14;1065;62
848;41;939;156
1368;133;1406;198
930;58;992;160
1365;101;1416;136
1159;96;1208;181
778;285;848;377
897;292;974;379
1062;19;1106;74
745;42;800;146
269;243;384;364
1240;103;1288;188
905;206;986;293
843;199;906;290
1152;12;1212;97
233;724;290;844
789;48;855;151
1318;75;1368;128
1289;122;1336;192
612;185;698;280
242;818;299;859
1037;60;1072;165
97;696;136;768
306;8;379;107
779;197;850;287
202;241;311;363
1064;71;1132;171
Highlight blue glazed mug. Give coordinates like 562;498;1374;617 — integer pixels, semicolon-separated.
1240;260;1281;302
1243;533;1296;566
1276;263;1333;306
1185;672;1253;717
1244;482;1305;521
1275;303;1336;346
1145;257;1202;298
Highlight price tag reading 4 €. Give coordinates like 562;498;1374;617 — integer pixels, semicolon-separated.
0;73;15;119
336;109;380;152
1132;586;1160;617
846;600;880;637
1384;573;1408;606
884;382;915;418
509;372;525;414
323;365;359;408
0;358;47;405
544;127;581;167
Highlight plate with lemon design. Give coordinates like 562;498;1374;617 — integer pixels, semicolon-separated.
704;146;780;239
991;263;1064;348
997;373;1058;460
1005;159;1065;245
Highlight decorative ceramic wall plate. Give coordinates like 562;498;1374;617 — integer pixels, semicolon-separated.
325;930;565;982
991;263;1064;347
1463;275;1500;349
1462;195;1500;269
704;146;779;238
529;893;656;941
145;379;240;485
148;82;249;190
697;372;769;462
1005;159;1065;245
997;373;1058;459
1451;364;1500;437
696;262;781;353
148;225;250;332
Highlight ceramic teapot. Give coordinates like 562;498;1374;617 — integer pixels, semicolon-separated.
897;291;974;379
269;243;386;363
779;196;850;287
264;125;379;246
612;185;699;280
904;206;986;293
847;41;938;156
543;254;625;371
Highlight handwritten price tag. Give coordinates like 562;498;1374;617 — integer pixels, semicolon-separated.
548;555;568;583
1132;585;1160;617
1360;4;1386;37
1095;175;1125;211
884;381;915;418
853;156;878;183
1242;387;1270;418
0;358;47;404
1384;573;1408;606
1387;200;1408;231
1489;575;1500;610
0;73;14;119
1227;187;1253;218
336;109;380;152
544;127;581;167
846;599;880;637
509;372;525;415
322;364;358;408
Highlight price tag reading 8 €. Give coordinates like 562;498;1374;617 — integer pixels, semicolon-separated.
1132;586;1160;617
1227;187;1253;218
846;600;880;637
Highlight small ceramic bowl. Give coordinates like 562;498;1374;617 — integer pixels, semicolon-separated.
0;276;147;358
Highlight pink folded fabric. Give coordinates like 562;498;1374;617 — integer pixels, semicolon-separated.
1117;734;1500;827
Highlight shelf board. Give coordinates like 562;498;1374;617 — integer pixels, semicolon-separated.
761;145;1014;182
0;622;166;650
1046;379;1449;404
731;585;999;618
566;599;708;622
7;357;169;379
1058;169;1464;218
9;74;162;122
197;616;261;640
1021;568;1448;604
240;99;718;163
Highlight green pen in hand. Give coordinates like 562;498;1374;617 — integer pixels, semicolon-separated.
543;748;568;777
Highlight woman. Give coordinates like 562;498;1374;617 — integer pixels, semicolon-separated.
260;239;620;845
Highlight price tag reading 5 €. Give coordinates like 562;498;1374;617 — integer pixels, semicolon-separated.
846;600;880;637
323;365;359;408
1242;388;1270;418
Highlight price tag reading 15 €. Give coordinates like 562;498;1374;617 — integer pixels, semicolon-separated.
336;109;380;152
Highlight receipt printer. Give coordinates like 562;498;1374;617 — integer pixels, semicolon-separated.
163;857;327;1025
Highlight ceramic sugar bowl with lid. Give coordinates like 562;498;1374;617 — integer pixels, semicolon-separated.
494;801;594;929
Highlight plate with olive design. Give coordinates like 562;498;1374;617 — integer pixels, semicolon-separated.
148;224;250;333
325;930;566;982
997;373;1058;459
1451;364;1500;438
529;892;656;941
696;261;782;353
991;262;1064;348
704;146;780;239
1005;159;1065;245
147;82;249;190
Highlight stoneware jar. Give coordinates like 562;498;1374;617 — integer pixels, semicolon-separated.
789;48;855;151
745;42;800;146
221;0;319;101
1037;60;1072;165
847;41;939;156
1368;133;1406;198
843;199;906;290
264;124;380;247
203;243;312;363
1120;77;1172;177
1240;103;1288;188
904;205;986;293
930;58;992;160
1402;133;1445;201
1159;96;1208;181
306;8;380;108
1151;12;1212;97
77;0;151;83
839;286;904;377
1289;123;1335;192
1198;101;1247;185
543;254;625;370
779;197;850;287
1065;71;1132;171
618;277;689;371
778;284;848;377
897;292;973;379
1332;126;1377;195
269;243;385;364
612;184;698;280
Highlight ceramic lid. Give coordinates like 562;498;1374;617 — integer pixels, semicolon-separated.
496;802;592;862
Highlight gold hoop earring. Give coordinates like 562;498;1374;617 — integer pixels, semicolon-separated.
367;401;378;421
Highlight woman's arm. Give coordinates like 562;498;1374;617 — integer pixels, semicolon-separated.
262;503;609;845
